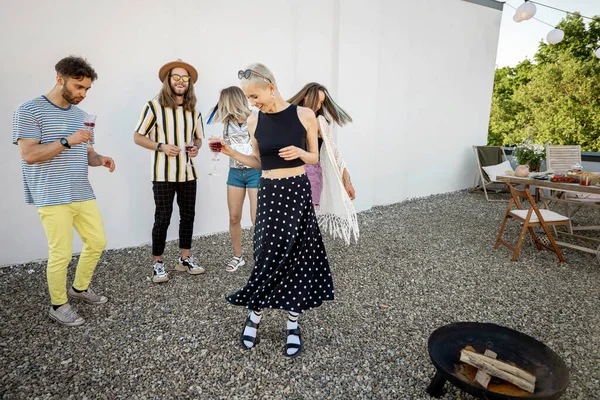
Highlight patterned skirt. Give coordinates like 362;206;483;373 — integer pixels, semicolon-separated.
226;174;334;313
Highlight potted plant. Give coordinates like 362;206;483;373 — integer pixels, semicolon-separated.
513;139;546;172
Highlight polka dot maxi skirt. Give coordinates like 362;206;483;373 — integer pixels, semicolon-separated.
226;174;334;313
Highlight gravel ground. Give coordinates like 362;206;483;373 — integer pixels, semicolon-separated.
1;191;599;400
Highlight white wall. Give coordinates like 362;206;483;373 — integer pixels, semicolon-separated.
0;0;501;265
336;0;502;206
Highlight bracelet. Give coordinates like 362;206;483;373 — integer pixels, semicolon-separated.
156;143;162;151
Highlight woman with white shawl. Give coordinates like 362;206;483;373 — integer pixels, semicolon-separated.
288;83;359;245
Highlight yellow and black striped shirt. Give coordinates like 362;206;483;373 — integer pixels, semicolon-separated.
135;99;204;182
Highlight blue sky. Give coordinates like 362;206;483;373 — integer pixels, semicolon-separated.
496;0;600;67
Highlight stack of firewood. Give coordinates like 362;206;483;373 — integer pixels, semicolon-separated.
460;347;536;393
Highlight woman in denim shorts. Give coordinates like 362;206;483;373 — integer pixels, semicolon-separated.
208;87;260;271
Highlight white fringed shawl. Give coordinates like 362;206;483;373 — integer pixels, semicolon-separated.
316;115;359;245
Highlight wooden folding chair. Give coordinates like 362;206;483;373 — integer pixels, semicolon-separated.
471;146;510;202
494;185;570;262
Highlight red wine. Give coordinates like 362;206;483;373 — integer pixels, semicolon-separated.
209;142;222;152
185;145;194;152
84;122;95;128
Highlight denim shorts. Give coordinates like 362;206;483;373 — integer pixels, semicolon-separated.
227;167;261;189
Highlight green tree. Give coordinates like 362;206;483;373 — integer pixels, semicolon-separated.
488;61;533;146
514;53;600;149
535;14;600;64
488;13;600;151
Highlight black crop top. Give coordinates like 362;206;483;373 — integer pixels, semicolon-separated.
255;104;307;170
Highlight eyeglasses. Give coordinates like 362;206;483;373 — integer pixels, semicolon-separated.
170;74;191;82
238;69;272;84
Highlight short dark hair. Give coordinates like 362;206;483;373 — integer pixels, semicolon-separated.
55;56;98;81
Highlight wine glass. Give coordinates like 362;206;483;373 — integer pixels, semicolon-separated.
83;114;96;148
185;140;195;169
208;136;222;176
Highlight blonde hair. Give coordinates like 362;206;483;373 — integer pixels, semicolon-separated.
209;86;251;124
239;63;277;89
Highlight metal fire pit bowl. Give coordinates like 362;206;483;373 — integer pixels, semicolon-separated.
426;322;569;400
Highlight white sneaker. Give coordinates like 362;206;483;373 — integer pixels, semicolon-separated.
176;255;205;275
48;303;85;326
152;261;169;283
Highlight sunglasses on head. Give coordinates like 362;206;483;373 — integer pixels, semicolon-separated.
170;74;191;82
238;69;272;84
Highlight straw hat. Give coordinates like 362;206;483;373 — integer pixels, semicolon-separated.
158;59;198;83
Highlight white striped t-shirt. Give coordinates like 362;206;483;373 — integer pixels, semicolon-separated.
12;96;95;207
135;99;204;182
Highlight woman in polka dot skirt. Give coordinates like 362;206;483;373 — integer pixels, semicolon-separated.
220;63;334;358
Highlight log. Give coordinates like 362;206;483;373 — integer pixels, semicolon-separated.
460;349;536;383
474;350;497;388
460;350;536;393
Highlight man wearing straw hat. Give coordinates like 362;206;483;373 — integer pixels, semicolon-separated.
133;59;205;283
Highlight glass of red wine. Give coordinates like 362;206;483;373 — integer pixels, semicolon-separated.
83;114;96;148
208;137;222;176
185;140;195;169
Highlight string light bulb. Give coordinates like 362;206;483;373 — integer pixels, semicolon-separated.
515;1;537;21
546;29;565;45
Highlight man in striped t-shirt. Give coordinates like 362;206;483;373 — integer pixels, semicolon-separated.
12;56;116;327
134;59;205;283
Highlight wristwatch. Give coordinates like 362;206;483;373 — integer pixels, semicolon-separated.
60;138;71;149
156;143;162;152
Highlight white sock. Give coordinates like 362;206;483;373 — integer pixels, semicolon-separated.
286;312;301;356
243;310;262;348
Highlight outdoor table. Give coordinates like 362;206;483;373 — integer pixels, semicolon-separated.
497;174;600;258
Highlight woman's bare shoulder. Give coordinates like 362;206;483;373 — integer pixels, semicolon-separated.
247;113;258;126
296;105;316;121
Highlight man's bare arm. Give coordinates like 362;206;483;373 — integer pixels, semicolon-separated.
133;132;180;157
87;147;116;172
17;129;92;164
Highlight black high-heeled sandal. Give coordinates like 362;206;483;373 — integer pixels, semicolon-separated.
239;314;260;350
284;327;303;358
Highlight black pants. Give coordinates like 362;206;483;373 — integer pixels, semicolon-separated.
152;180;197;256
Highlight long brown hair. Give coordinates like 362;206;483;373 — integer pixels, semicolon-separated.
288;82;352;126
157;74;197;113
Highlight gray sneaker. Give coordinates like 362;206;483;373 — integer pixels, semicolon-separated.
48;303;85;327
68;286;108;305
152;261;169;283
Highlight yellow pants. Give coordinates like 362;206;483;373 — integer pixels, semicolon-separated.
38;200;107;305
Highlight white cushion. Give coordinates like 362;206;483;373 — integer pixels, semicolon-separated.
511;209;569;223
482;160;514;182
